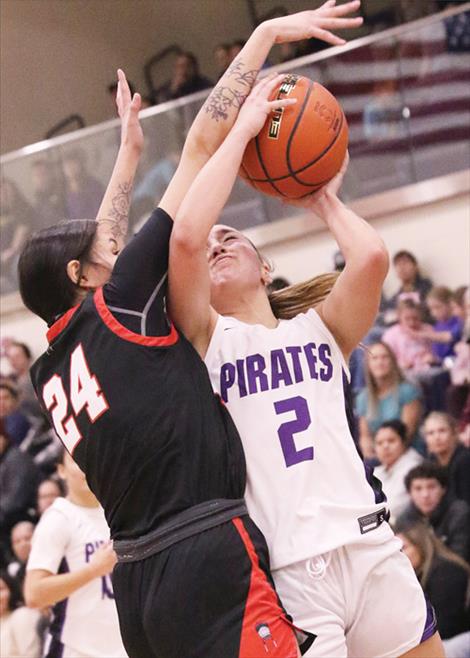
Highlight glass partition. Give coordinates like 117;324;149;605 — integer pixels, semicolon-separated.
2;6;469;296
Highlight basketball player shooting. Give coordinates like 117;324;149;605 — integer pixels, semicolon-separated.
168;74;446;657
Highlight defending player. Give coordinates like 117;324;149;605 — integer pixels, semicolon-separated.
168;76;446;657
25;450;126;658
17;4;362;657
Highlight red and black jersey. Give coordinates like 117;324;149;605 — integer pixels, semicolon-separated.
30;209;247;540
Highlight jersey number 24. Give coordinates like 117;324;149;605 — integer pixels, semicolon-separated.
42;344;109;453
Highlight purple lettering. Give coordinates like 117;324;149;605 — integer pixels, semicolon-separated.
101;574;115;600
318;344;333;381
270;350;293;389
274;396;313;467
220;363;236;402
236;359;248;398
286;346;303;383
85;542;95;563
246;354;268;394
303;343;319;380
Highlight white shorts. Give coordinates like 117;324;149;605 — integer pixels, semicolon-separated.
273;534;435;658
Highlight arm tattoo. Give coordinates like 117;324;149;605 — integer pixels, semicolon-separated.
98;180;132;240
204;58;259;121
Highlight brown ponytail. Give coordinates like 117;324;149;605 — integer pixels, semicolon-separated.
269;272;339;320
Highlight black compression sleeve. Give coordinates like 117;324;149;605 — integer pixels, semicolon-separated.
102;208;174;333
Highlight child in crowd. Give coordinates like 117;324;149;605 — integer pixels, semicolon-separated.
382;299;434;374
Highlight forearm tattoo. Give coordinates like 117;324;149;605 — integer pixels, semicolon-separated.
204;58;259;122
98;180;132;240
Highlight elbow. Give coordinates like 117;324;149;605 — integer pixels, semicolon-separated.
364;241;389;280
171;218;205;256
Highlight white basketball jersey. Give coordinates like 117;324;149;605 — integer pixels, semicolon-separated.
27;497;127;657
205;309;393;570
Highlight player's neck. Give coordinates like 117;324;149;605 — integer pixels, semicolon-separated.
221;289;278;328
67;491;100;508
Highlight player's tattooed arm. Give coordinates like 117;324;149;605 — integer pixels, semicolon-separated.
95;70;143;258
204;59;260;122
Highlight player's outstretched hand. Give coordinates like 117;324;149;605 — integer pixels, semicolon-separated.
234;73;297;140
263;0;363;48
287;152;349;213
88;541;118;577
116;68;143;155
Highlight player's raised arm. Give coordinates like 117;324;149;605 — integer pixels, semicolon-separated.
92;69;143;266
296;155;389;359
169;75;296;355
159;0;363;220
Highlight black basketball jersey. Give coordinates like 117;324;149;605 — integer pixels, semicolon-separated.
30;209;246;540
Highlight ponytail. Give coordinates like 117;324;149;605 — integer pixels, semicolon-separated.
269;272;339;320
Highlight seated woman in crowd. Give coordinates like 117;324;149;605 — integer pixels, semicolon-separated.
355;341;423;459
396;522;470;658
373;420;423;523
398;462;470;561
446;286;470;424
424;411;470;506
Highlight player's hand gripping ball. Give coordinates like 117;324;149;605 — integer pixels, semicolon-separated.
241;74;348;200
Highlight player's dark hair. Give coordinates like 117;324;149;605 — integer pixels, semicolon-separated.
376;419;408;444
18;219;97;325
404;462;448;492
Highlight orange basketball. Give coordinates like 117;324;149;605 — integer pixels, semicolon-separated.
241;74;348;199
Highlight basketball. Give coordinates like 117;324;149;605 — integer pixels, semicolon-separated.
240;74;348;199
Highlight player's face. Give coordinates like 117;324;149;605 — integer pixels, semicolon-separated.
397;534;422;571
424;417;456;457
207;225;268;307
367;344;393;379
78;232;120;290
409;478;445;516
59;451;92;498
374;427;405;467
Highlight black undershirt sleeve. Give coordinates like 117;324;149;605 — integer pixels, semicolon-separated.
102;207;174;336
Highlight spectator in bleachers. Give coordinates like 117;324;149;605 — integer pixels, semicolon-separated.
384;250;433;324
451;285;469;321
382;299;434;374
5;342;44;422
0;381;31;448
36;478;63;517
424;411;470;506
7;521;35;603
229;40;246;60
396;522;470;658
373;420;423;523
398;462;470;561
355;341;423;460
154;51;212;104
0;420;40;562
0;570;42;658
447;286;470;416
62;149;105;220
213;43;232;76
0;178;31;294
30;159;66;229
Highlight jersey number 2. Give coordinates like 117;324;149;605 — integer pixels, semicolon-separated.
274;396;313;467
42;344;108;453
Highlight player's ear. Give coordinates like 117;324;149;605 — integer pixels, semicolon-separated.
261;261;273;287
66;259;81;285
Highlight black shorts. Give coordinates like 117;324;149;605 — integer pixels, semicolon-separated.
112;515;310;658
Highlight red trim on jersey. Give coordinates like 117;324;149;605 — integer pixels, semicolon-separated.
93;287;179;347
47;304;81;343
232;517;299;658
